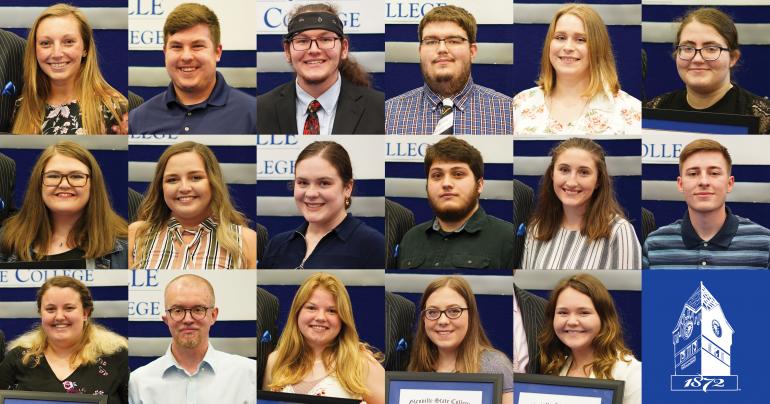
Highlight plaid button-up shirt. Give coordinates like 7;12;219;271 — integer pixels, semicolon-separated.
385;77;513;134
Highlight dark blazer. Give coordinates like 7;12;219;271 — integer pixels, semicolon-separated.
0;29;25;133
384;292;415;372
514;284;547;374
257;77;385;134
0;152;16;226
513;180;534;269
256;223;268;263
385;199;415;269
0;329;5;363
127;187;143;224
257;287;279;390
641;207;656;244
127;91;144;111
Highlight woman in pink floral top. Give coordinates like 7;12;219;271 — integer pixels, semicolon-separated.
513;4;641;135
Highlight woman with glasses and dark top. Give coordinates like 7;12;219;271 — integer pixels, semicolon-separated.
408;276;513;404
0;141;127;268
646;7;770;133
263;272;385;403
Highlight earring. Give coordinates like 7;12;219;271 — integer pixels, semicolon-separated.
345;197;351;208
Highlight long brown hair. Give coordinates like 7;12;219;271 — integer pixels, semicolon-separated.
0;141;126;260
408;276;495;373
530;137;625;241
538;274;633;379
12;3;125;134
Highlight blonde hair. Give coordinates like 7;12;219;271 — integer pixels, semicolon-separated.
268;273;379;396
537;4;620;98
12;3;125;134
131;141;247;268
0;141;127;261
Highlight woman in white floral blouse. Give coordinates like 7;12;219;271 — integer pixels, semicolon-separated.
513;4;641;135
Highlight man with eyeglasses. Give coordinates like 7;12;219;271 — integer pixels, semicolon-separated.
129;274;256;404
386;5;512;134
257;4;384;134
129;3;256;134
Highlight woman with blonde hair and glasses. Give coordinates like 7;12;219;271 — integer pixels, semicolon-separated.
0;141;127;268
12;3;126;134
513;3;640;135
128;141;256;269
263;272;385;403
409;276;513;404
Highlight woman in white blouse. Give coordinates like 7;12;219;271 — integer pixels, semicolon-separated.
513;3;641;135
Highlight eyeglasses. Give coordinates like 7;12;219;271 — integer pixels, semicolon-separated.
423;307;469;320
42;172;90;187
166;306;213;321
676;45;730;61
290;36;341;51
420;36;469;48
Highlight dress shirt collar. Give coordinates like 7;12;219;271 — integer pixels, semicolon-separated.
291;212;357;242
422;76;475;113
167;216;217;233
164;71;229;109
428;205;486;235
681;206;738;248
295;72;342;116
161;343;220;377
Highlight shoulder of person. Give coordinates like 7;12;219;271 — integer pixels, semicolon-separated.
474;84;513;102
385;87;423;107
89;324;128;356
513;87;543;102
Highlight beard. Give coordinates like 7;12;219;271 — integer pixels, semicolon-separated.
422;59;472;98
428;185;480;224
175;331;201;349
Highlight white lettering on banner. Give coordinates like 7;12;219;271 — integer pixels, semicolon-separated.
129;0;164;16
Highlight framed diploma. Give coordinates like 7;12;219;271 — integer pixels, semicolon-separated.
386;372;502;404
0;390;107;404
513;373;624;404
257;390;361;404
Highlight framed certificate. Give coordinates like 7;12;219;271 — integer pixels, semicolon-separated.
257;390;361;404
514;373;624;404
386;372;502;404
0;390;107;404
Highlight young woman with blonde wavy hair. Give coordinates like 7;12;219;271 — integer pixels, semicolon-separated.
128;141;256;269
264;272;384;404
12;3;126;134
539;274;641;404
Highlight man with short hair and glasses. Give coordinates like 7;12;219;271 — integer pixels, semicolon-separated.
257;3;384;134
129;274;256;404
386;5;512;134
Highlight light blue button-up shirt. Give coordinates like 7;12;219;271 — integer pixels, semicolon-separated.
128;343;256;404
295;72;341;135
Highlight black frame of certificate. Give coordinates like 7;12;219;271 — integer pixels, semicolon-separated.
513;373;624;404
257;390;361;404
642;107;760;134
0;390;107;404
386;371;502;404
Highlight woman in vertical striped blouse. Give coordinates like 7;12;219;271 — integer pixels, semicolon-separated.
521;138;641;269
128;141;256;269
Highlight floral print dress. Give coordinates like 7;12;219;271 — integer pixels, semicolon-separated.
13;98;120;134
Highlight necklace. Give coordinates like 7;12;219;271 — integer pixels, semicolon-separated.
547;95;589;128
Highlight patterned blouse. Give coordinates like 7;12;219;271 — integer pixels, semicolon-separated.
512;87;641;135
13;98;120;134
132;217;242;269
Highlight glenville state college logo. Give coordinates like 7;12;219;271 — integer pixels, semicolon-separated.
671;282;739;392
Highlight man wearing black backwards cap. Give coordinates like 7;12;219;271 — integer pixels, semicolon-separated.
257;3;384;134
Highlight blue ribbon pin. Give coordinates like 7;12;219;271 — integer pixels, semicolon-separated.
2;81;16;96
393;244;399;258
260;330;272;343
516;223;526;236
396;338;407;352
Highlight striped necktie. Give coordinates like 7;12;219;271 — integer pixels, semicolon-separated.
303;100;322;135
433;98;453;135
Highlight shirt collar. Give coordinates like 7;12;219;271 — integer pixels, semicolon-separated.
681;206;738;248
295;72;342;115
168;216;217;232
291;213;358;242
586;91;615;113
161;343;219;377
164;71;230;109
428;205;487;235
422;76;475;112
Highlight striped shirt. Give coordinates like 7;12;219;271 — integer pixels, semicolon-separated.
643;209;770;269
385;77;512;134
522;216;641;269
134;217;242;269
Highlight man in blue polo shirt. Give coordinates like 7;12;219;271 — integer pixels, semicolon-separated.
129;3;256;134
644;139;770;269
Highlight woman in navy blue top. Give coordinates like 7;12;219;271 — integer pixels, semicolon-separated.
260;141;384;269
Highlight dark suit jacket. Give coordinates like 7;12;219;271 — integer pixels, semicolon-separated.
257;77;384;134
385;292;415;371
641;207;656;244
0;329;5;363
0;152;16;225
128;91;145;111
385;199;415;269
257;287;279;390
127;187;143;224
514;284;547;374
0;29;24;133
513;180;534;269
256;223;268;263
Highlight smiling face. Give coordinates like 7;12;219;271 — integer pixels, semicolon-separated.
164;24;222;103
294;155;352;229
162;278;217;350
419;21;477;97
40;286;89;348
298;287;342;351
549;13;589;81
553;287;600;356
552;148;598;214
676;20;737;96
285;29;348;92
427;161;482;224
424;287;469;355
35;15;85;90
162;151;212;226
677;151;734;215
41;154;90;217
